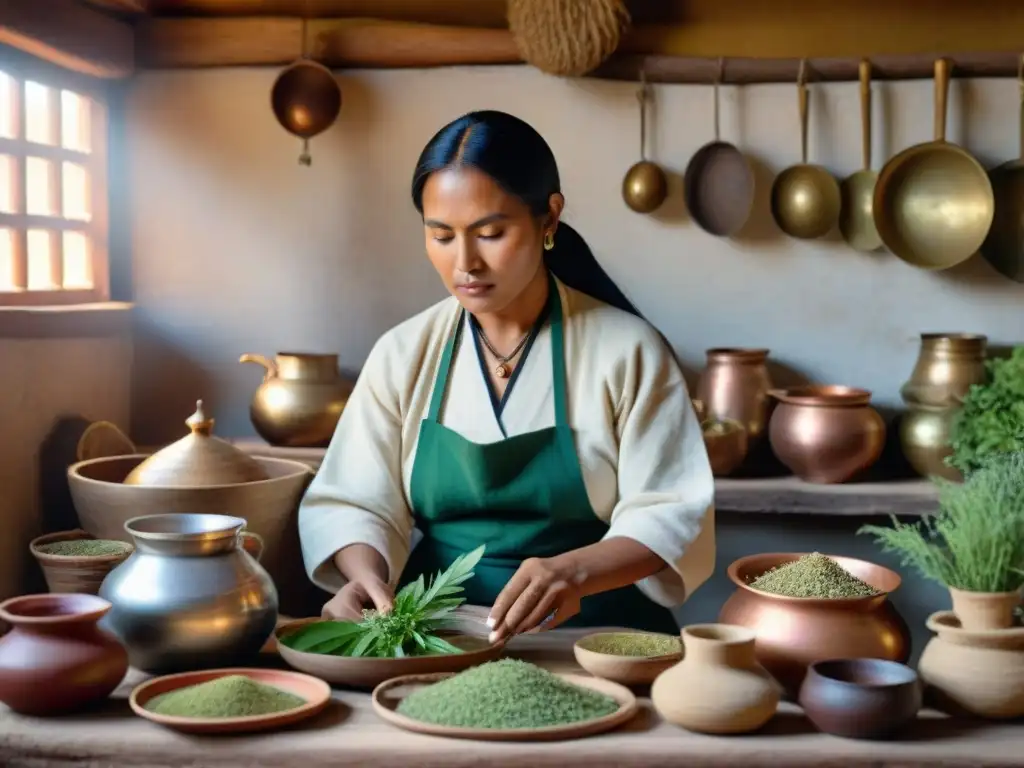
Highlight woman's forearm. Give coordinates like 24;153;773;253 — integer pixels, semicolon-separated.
332;543;390;584
548;536;666;598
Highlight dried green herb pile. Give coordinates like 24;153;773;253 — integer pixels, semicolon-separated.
144;675;306;718
749;553;880;598
396;659;619;729
578;632;681;657
38;540;131;557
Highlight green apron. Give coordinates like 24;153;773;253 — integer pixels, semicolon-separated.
404;278;678;633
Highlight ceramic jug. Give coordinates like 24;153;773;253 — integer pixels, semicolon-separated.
99;513;278;674
651;623;781;734
240;351;353;447
0;593;127;715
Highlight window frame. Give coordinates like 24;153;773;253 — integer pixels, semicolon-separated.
0;45;110;307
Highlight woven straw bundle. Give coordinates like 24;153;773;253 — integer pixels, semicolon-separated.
508;0;631;77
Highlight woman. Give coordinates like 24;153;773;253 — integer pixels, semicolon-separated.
299;110;715;644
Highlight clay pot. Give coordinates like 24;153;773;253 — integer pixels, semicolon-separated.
798;658;922;739
768;386;886;484
918;610;1024;719
948;587;1022;631
29;529;133;595
651;624;781;734
695;349;773;446
718;553;912;698
0;593;128;715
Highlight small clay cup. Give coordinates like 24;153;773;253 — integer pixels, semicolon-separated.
798;658;921;739
0;593;128;715
30;529;133;595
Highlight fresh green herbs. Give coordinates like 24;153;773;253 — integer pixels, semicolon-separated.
859;452;1024;593
280;545;485;658
749;553;880;598
145;675;306;718
578;632;681;658
396;659;619;729
949;347;1024;475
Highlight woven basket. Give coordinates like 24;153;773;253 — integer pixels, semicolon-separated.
508;0;630;77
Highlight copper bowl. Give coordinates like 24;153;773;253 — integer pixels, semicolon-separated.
768;386;886;484
717;553;912;698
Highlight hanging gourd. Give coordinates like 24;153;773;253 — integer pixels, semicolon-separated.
507;0;630;77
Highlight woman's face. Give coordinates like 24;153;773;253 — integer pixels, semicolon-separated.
421;166;561;315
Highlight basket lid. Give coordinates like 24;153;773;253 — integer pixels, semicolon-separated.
123;400;269;487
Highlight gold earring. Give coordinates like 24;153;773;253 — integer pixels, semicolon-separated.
543;231;555;250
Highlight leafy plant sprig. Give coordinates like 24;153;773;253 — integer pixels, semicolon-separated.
281;545;486;659
858;452;1024;593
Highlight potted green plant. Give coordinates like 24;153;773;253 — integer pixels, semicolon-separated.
859;451;1024;631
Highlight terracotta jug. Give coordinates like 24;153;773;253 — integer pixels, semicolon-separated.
695;348;773;445
0;593;127;715
918;610;1024;719
651;624;781;734
240;352;353;448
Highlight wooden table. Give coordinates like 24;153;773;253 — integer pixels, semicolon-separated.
1;629;1021;768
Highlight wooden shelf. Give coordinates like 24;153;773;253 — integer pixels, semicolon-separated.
226;439;938;518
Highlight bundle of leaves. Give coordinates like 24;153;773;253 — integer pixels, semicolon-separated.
280;545;485;658
859;452;1024;593
948;346;1024;476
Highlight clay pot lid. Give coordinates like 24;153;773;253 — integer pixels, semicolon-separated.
123;400;269;487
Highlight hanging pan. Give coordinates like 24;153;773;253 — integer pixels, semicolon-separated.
621;69;668;214
683;59;754;237
873;58;994;270
980;54;1024;282
838;60;882;252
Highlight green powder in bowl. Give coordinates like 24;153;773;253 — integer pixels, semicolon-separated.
37;539;132;558
577;632;682;658
144;675;306;718
396;659;620;729
749;552;880;599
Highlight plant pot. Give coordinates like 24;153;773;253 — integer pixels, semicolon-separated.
651;624;781;734
0;593;128;715
918;610;1024;719
948;586;1022;631
30;529;133;595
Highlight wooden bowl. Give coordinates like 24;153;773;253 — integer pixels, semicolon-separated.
129;667;331;734
275;618;506;689
573;632;682;685
29;529;133;595
372;671;638;741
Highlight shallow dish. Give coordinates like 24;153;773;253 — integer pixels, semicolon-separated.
129;667;331;734
372;671;638;741
275;617;505;689
574;631;682;685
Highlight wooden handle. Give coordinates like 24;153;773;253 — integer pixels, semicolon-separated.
934;58;951;142
798;81;809;164
859;59;872;171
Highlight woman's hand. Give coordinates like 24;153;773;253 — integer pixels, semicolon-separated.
322;576;394;621
486;556;584;643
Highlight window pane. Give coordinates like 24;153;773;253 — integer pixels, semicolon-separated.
0;72;15;140
0;228;14;290
60;90;90;153
26;229;54;290
62;231;91;289
24;81;54;145
0;155;15;213
62;162;90;221
26;156;54;216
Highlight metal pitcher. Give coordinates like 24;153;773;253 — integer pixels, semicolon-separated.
99;513;278;674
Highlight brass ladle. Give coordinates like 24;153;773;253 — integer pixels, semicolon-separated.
839;60;882;252
771;60;841;239
622;69;668;214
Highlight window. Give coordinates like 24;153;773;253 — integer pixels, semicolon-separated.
0;61;109;306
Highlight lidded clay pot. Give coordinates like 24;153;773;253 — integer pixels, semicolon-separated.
651;624;781;734
767;386;885;484
123;400;269;487
917;610;1024;719
717;553;912;698
0;593;128;715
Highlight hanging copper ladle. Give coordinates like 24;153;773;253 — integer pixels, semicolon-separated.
270;13;342;166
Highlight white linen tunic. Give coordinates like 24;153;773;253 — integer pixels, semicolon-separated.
299;277;716;608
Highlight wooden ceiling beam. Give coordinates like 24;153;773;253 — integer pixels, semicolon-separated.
83;0;153;15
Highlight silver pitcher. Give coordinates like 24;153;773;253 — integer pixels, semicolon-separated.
99;513;278;674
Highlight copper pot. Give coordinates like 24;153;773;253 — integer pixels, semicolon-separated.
768;385;885;484
695;348;773;444
899;404;962;482
718;553;912;699
900;333;987;409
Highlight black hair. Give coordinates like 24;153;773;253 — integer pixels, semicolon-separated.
410;109;641;317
